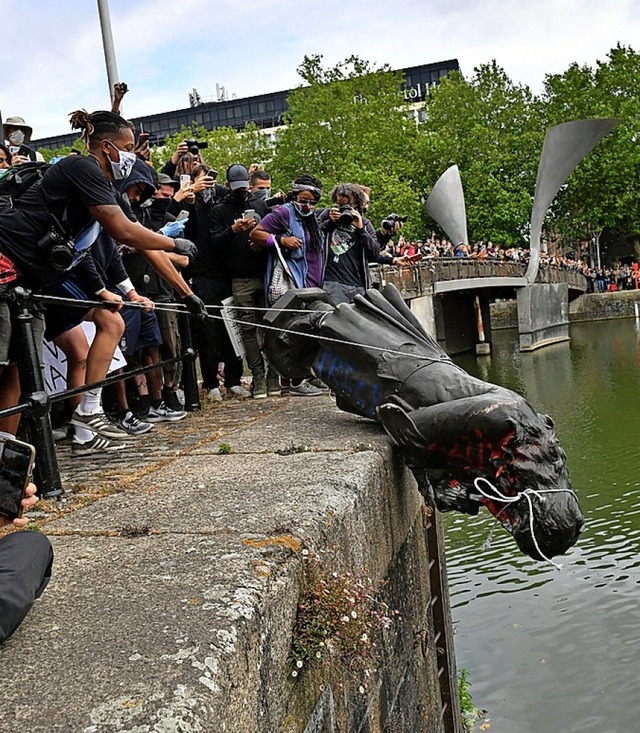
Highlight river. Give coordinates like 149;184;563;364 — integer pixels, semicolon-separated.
446;319;640;733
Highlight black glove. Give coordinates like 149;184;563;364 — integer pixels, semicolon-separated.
182;293;207;319
173;238;197;262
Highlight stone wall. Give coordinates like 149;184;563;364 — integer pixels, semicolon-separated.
490;291;640;331
1;400;455;733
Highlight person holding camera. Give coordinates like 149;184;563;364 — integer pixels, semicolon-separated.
317;183;380;305
0;437;53;642
357;187;411;268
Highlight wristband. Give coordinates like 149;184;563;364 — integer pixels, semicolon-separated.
116;278;135;295
266;233;276;247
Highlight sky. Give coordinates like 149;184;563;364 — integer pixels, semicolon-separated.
3;0;640;140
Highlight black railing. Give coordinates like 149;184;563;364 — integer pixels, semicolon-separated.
0;288;201;500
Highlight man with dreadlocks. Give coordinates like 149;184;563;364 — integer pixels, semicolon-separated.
249;172;327;397
0;109;206;453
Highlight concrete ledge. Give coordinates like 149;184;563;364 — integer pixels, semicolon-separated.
1;399;444;732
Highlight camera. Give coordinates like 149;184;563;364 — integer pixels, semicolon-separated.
381;213;408;233
338;205;355;227
37;227;75;271
184;139;208;156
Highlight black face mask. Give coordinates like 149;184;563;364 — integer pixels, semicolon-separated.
149;198;172;215
232;188;248;205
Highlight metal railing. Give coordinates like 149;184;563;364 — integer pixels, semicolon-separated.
0;287;201;500
372;258;587;296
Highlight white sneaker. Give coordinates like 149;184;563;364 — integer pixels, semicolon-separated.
228;385;251;399
147;401;187;422
206;388;223;402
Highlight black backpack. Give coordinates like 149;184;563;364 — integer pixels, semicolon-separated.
0;162;50;213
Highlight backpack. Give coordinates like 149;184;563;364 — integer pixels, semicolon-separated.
0;162;50;213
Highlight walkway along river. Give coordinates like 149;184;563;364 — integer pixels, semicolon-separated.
446;319;640;733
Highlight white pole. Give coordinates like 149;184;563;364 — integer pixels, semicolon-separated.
96;0;120;110
634;302;639;319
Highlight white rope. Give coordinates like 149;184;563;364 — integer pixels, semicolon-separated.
473;477;579;571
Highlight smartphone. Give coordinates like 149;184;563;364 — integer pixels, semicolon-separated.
176;210;190;221
0;438;36;521
137;132;150;145
242;209;255;220
18;144;32;157
179;174;191;188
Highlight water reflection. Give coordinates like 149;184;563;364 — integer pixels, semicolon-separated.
446;320;640;733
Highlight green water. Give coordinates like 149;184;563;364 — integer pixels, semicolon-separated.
446;320;640;733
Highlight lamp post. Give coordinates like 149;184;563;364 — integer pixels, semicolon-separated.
96;0;120;109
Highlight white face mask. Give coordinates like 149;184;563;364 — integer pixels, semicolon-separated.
8;130;25;146
106;141;136;180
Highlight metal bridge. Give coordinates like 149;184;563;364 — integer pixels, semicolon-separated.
372;259;587;354
373;258;587;299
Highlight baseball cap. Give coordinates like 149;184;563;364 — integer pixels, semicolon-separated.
226;163;249;190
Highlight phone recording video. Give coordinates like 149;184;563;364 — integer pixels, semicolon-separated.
0;438;36;521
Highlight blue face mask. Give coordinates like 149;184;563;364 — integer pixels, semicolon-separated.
294;201;315;217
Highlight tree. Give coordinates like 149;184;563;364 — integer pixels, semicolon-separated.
272;55;422;233
38;139;84;162
541;45;640;260
415;61;544;246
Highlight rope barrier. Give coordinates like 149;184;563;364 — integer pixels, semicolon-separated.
28;292;453;364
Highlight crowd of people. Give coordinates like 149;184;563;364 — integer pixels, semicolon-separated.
382;236;640;292
0;96;422;468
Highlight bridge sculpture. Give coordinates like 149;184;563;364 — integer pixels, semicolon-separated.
393;119;618;353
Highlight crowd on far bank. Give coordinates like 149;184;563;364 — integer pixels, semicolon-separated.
382;236;640;292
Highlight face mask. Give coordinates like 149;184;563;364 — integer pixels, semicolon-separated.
8;130;25;146
106;141;136;180
251;188;270;200
294;201;315;217
232;188;248;204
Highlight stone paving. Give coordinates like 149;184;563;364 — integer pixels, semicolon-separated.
45;394;293;516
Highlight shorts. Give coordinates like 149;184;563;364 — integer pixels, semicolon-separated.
120;305;162;357
42;276;93;341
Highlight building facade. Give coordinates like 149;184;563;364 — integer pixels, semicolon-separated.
33;59;460;151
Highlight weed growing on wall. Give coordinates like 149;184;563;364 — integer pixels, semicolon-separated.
290;547;400;691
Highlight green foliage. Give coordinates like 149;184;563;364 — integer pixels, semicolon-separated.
290;547;399;689
217;443;233;455
458;668;482;730
38;138;85;162
273;54;422;234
